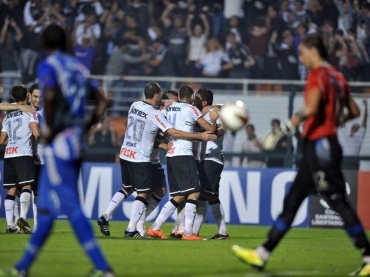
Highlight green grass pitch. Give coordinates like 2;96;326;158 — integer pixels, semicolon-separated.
0;219;367;277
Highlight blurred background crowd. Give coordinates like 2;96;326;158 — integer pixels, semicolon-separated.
2;0;370;97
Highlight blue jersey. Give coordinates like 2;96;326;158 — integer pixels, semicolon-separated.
37;51;96;160
37;51;96;133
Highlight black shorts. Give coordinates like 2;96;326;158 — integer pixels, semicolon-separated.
167;156;200;197
199;160;224;195
293;137;346;196
150;163;166;189
120;159;152;192
3;156;35;189
33;164;43;196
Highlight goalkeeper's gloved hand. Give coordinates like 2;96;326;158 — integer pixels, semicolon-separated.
281;119;296;136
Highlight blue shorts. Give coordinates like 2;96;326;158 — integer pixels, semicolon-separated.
37;130;83;217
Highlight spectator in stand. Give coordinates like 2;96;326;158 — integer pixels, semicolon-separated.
260;119;289;168
280;0;291;24
294;23;309;80
336;0;353;32
306;0;325;29
222;16;244;49
266;4;288;38
0;16;22;102
240;124;266;168
23;0;50;34
210;0;224;38
74;32;96;73
89;117;119;147
273;29;300;81
339;99;367;170
243;0;270;32
198;38;232;81
120;13;143;48
64;0;79;31
343;30;366;81
186;13;210;77
226;32;255;90
328;29;347;70
1;0;24;29
290;0;311;29
144;37;174;89
247;18;269;79
75;10;101;46
125;0;150;33
265;29;281;80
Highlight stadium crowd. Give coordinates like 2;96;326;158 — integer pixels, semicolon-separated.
1;0;370;95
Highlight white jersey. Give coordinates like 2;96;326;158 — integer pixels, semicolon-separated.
120;101;172;162
2;110;39;158
200;110;224;165
36;109;45;164
165;102;202;157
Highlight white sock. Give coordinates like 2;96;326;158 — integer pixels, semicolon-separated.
136;206;147;236
210;202;228;235
20;191;31;220
184;201;197;236
192;200;207;235
5;199;15;226
103;191;127;220
32;193;38;231
146;193;162;218
151;200;177;231
256;246;270;262
14;196;20;222
127;199;146;232
173;203;185;233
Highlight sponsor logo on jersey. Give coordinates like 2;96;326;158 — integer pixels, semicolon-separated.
6;111;23;118
120;148;137;159
190;106;200;117
129;107;148;119
166;106;181;112
5;147;18;155
155;115;167;129
125;141;137;148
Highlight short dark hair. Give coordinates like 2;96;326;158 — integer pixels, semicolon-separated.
40;24;67;52
300;34;328;60
29;83;39;94
271;118;280;125
179;85;194;100
196;87;213;106
165;90;178;98
11;84;28;102
144;82;162;99
246;124;255;130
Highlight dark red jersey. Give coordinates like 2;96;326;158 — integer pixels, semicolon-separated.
302;63;349;140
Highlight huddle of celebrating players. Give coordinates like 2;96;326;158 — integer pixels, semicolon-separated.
1;84;43;234
97;83;229;240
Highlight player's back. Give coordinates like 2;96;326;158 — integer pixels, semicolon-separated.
166;102;202;156
121;101;167;162
302;63;349;140
2;110;38;158
38;51;90;131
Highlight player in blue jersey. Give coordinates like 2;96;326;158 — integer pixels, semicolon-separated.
0;24;115;277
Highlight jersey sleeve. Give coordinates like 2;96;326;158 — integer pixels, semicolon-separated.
190;106;202;121
152;111;173;133
29;111;39;124
37;61;57;90
306;68;325;94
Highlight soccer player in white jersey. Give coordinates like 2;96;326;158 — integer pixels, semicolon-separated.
147;85;219;240
28;83;43;232
193;88;229;239
120;82;216;238
0;84;40;234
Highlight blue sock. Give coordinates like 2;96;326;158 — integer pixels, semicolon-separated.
16;213;54;271
69;208;110;271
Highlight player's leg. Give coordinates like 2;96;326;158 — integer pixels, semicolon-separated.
148;157;184;239
170;203;185;238
124;161;151;238
145;163;167;217
202;160;228;239
3;158;19;233
13;161;56;274
232;156;313;270
13;194;20;224
192;160;207;236
32;164;42;232
313;138;370;275
16;157;35;234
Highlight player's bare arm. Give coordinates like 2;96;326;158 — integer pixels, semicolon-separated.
30;121;40;140
361;99;367;129
85;87;112;130
0;131;7;145
166;128;217;141
0;103;34;113
341;95;360;124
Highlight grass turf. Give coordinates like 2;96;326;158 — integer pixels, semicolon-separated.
0;219;367;277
